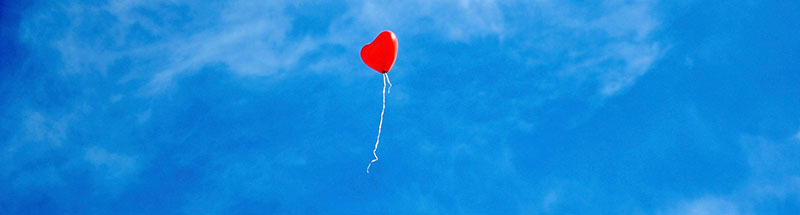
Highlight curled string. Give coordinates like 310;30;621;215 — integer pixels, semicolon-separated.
367;73;388;173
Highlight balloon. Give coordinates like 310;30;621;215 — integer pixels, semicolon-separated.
361;31;398;73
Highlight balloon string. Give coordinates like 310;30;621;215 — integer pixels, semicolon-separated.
367;73;387;173
385;72;393;94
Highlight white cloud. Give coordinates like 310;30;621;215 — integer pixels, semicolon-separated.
659;133;800;214
794;129;800;141
19;0;663;99
18;112;70;147
540;189;560;212
11;2;667;210
19;0;312;95
3;112;143;191
661;196;741;215
741;135;800;178
3;112;74;190
530;0;664;96
739;134;800;205
327;0;506;44
84;146;139;180
749;176;800;201
597;41;662;96
2;112;72;187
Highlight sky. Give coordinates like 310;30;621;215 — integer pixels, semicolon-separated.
1;0;800;214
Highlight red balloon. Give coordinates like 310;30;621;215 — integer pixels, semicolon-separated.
361;31;398;73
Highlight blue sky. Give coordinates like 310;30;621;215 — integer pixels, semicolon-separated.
2;0;800;214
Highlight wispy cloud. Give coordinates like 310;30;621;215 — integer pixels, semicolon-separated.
84;146;140;191
17;111;70;147
8;0;668;213
794;129;800;141
20;0;664;98
19;0;314;95
526;0;664;97
4;112;72;191
659;133;800;214
335;0;506;41
660;196;742;215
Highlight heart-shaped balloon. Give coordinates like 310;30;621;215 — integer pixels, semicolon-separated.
361;31;398;73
